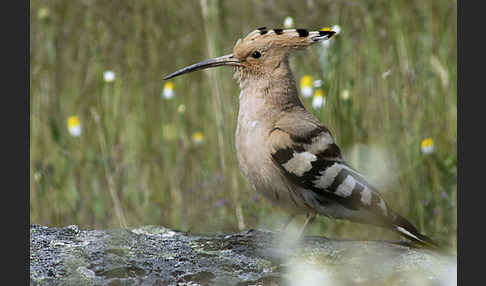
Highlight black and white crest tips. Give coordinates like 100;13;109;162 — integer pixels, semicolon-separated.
257;26;268;35
245;27;338;42
257;27;309;37
296;29;309;37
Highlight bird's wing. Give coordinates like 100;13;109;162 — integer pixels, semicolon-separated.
269;114;392;221
269;110;439;248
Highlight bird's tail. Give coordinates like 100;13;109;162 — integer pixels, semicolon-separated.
391;213;440;250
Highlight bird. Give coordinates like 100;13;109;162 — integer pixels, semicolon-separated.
163;26;438;248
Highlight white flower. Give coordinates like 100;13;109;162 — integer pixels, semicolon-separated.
34;172;42;182
103;70;116;83
313;80;322;88
332;25;342;35
177;104;186;114
284;16;294;29
312;89;326;109
67;116;82;137
38;7;50;20
381;69;392;79
340;89;350;101
69;125;82;137
301;86;313;98
162;82;175;99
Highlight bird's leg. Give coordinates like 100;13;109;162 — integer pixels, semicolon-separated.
279;214;297;232
298;212;317;237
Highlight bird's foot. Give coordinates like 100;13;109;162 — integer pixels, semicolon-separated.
278;214;297;232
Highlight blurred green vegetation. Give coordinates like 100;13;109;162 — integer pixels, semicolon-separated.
30;0;456;249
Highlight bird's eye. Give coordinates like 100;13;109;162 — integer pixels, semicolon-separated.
251;51;261;59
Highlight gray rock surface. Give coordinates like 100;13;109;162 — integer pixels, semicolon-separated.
30;224;456;285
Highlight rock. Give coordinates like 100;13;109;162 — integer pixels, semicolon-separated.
30;224;456;285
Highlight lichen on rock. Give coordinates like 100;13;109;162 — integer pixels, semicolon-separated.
30;225;456;285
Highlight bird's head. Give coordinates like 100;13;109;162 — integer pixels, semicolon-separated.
163;27;336;82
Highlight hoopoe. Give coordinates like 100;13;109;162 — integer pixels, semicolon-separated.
164;27;438;248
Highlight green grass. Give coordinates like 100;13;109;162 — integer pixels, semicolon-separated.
30;0;457;250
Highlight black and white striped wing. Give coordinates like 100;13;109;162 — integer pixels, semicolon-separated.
271;128;390;219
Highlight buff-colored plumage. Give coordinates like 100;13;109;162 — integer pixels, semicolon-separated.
164;27;439;248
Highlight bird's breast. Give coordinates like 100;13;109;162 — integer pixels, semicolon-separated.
235;114;267;181
234;99;307;213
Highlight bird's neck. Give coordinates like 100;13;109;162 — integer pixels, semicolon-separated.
237;59;304;122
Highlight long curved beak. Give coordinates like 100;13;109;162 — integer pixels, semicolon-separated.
163;54;241;80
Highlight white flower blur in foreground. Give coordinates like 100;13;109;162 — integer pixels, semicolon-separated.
67;116;82;137
272;223;334;286
162;82;175;99
341;89;350;101
347;144;396;191
103;70;116;83
300;75;313;98
312;89;326;109
192;131;204;145
283;16;294;28
285;259;333;286
421;138;435;155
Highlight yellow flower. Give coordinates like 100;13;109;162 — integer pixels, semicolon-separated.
67;116;82;137
162;82;175;99
421;138;435;154
300;75;313;98
314;89;325;97
300;75;313;87
192;131;204;145
312;89;326;109
164;82;174;90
